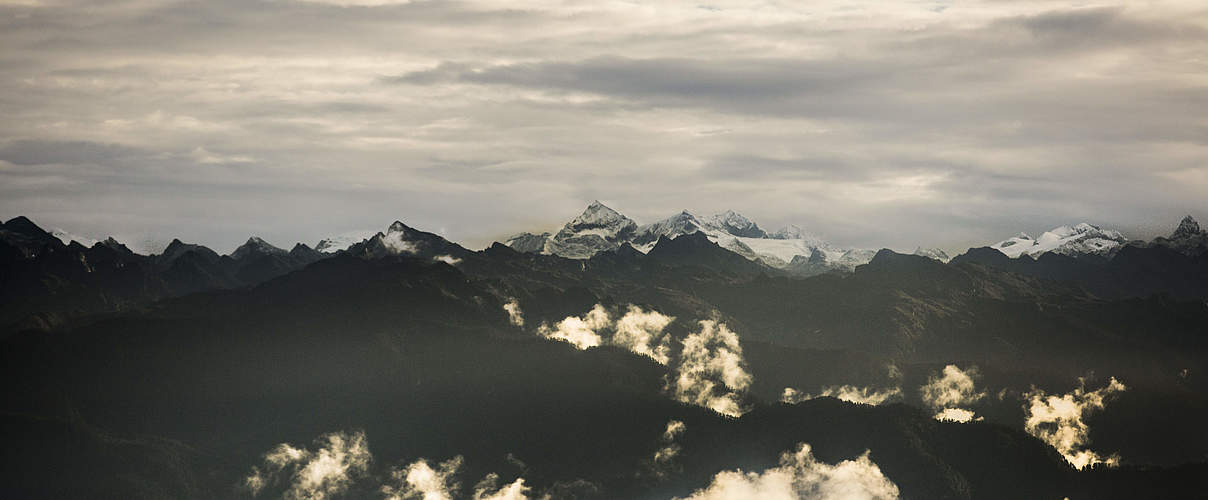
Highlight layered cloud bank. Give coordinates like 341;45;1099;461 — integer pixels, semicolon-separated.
1024;377;1127;469
5;0;1207;250
676;443;899;500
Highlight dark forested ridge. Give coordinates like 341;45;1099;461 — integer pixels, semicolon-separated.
2;215;1207;499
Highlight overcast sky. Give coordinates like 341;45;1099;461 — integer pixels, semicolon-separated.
1;0;1206;254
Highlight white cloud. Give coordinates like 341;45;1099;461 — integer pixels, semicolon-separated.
534;304;675;361
672;320;752;418
472;474;531;500
782;385;903;406
433;254;462;265
382;456;463;500
244;430;372;500
503;299;524;327
382;231;419;255
382;455;534;500
676;443;899;500
933;408;978;423
920;365;985;422
535;306;749;416
536;304;609;350
1024;377;1126;470
611;305;675;365
246;431;534;500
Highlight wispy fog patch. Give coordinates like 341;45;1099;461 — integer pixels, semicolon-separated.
244;430;372;499
1024;377;1126;470
653;420;686;473
382;231;419;255
433;254;462;265
676;443;899;500
672;320;752;418
782;385;903;406
503;300;524;327
921;365;986;422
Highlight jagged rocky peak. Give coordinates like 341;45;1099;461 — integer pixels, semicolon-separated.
387;220;409;233
632;211;704;247
1173;215;1201;239
557;201;637;240
1149;214;1208;256
704;210;767;238
95;237;136;255
231;236;287;259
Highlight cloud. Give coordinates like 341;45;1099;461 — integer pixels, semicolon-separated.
1024;377;1127;470
4;0;1207;252
472;474;531;500
676;443;899;500
535;304;674;362
246;431;533;500
538;306;750;417
536;304;609;350
650;420;686;475
611;305;675;365
433;254;462;265
382;456;463;500
782;385;903;406
933;408;978;423
244;430;372;500
920;365;985;422
671;320;752;418
502;299;524;327
382;455;533;500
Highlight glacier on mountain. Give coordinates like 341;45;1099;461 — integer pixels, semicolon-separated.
505;202;874;274
990;223;1127;258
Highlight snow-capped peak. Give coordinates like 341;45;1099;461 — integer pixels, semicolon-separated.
50;228;98;247
702;210;767;238
563;201;635;234
913;247;952;263
315;230;375;253
990;223;1127;258
500;202;874;274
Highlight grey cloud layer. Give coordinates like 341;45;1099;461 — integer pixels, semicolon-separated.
2;0;1205;252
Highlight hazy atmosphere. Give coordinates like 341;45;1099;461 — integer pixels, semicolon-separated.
5;2;1208;499
2;0;1206;253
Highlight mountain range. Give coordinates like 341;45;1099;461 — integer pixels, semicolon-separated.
3;208;1208;499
